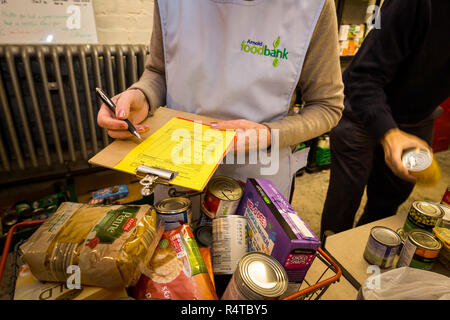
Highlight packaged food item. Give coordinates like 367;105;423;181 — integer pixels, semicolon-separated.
402;201;444;233
13;264;129;300
134;224;218;300
236;178;320;283
432;227;450;270
20;202;164;288
401;148;441;186
92;184;129;201
363;226;402;268
221;252;288;300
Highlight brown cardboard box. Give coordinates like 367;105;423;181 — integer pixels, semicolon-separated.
14;264;129;300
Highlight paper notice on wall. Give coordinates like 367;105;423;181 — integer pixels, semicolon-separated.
0;0;97;44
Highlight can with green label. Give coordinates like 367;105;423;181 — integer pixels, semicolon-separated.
397;229;442;270
403;201;444;233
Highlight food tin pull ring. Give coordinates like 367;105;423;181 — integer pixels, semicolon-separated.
135;165;178;196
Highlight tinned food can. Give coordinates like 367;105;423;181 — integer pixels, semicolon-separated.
155;197;192;230
202;176;243;218
403;201;444;233
194;211;213;248
212;215;248;275
2;208;19;234
221;251;288;300
436;203;450;229
15;202;33;222
397;229;442;271
402;148;441;186
363;226;402;268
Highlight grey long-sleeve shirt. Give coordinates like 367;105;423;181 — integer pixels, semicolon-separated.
130;0;344;148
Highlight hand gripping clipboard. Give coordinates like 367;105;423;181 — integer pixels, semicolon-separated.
88;107;235;195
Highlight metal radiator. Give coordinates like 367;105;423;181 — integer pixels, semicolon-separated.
0;45;149;186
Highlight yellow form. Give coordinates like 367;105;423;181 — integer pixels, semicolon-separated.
114;117;236;191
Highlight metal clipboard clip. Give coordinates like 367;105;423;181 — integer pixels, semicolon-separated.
135;165;178;196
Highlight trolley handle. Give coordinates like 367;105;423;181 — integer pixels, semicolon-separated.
281;247;342;300
0;220;46;287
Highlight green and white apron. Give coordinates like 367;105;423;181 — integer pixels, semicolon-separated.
155;0;325;208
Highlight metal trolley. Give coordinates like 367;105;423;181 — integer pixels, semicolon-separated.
0;220;342;300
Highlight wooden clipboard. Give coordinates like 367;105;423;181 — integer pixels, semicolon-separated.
88;106;223;172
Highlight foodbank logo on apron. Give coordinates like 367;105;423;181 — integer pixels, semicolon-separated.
240;36;288;67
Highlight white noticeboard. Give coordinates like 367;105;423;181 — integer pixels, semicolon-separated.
0;0;98;44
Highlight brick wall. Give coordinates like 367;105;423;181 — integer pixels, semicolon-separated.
93;0;154;45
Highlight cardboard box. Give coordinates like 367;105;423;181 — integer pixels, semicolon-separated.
14;264;129;300
236;178;320;283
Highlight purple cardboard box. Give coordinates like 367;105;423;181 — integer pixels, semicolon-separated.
236;178;320;283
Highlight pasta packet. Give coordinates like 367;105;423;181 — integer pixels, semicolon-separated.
133;223;218;300
20;202;164;288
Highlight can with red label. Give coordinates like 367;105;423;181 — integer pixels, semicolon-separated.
202;176;243;218
442;186;450;206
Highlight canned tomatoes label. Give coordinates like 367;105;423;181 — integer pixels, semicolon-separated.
203;176;243;218
403;201;444;233
363;226;402;268
397;229;442;271
212;215;248;275
155;197;192;230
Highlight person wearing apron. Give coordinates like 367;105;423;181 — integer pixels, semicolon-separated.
97;0;345;221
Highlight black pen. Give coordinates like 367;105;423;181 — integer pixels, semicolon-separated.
96;87;142;141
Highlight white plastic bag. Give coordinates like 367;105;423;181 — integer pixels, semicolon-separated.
358;267;450;300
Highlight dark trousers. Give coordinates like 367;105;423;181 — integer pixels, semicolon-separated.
320;112;435;241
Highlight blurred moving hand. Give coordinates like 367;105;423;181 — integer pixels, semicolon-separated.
97;89;150;139
380;128;431;183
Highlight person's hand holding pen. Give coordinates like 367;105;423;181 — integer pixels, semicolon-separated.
97;89;150;139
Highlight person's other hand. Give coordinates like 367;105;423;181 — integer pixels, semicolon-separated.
211;119;271;154
380;128;431;183
97;89;150;139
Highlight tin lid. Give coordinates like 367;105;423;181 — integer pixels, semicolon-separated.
207;176;243;201
413;201;444;219
237;252;288;299
408;229;443;250
402;148;432;172
371;226;402;246
195;225;212;246
155;197;191;214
